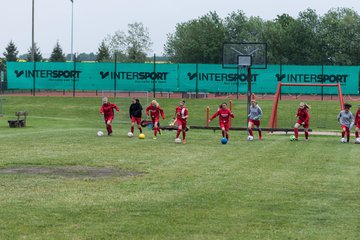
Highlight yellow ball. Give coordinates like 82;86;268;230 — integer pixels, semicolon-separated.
138;133;145;139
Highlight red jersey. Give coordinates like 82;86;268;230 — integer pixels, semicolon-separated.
146;105;165;120
210;109;234;124
175;106;188;121
100;102;119;119
355;110;360;124
296;108;310;123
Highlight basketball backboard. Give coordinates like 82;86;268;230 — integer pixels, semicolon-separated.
222;43;267;69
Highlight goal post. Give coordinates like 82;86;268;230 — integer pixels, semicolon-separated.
268;82;345;129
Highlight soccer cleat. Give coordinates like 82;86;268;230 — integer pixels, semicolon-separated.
153;137;157;140
158;129;162;135
182;139;186;144
259;136;262;140
108;132;112;136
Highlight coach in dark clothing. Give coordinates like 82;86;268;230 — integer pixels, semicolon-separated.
129;98;143;134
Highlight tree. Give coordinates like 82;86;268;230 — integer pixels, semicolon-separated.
318;8;360;65
25;42;43;62
164;11;226;63
96;40;111;62
49;41;66;62
126;22;152;62
3;40;19;62
103;22;153;62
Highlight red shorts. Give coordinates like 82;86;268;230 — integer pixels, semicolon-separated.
341;125;350;131
131;116;141;125
152;118;160;125
177;119;187;129
297;119;309;128
249;119;260;127
104;116;114;123
220;122;230;131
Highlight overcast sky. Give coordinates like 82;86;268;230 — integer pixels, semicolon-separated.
1;0;360;57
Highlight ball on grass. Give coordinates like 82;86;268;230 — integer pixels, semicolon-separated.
97;131;104;137
247;135;254;141
138;133;145;139
289;135;296;141
127;132;134;137
175;138;181;144
221;137;228;144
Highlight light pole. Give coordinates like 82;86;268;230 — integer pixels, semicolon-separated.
31;0;35;62
70;0;74;61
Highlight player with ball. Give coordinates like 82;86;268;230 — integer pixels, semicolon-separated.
337;103;354;143
247;98;263;141
208;102;234;142
171;99;188;144
100;97;119;136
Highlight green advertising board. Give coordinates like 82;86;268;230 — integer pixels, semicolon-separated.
6;62;359;94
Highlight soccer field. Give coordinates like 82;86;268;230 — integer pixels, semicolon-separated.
0;96;359;239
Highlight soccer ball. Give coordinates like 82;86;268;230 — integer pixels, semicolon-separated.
175;138;181;144
97;131;104;137
247;135;254;141
341;137;346;143
290;135;296;141
127;132;134;137
221;137;228;144
138;133;145;139
355;138;360;144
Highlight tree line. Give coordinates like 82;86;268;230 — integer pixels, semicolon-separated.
1;7;360;67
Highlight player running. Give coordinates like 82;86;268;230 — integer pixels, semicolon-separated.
209;102;234;141
129;98;143;135
100;97;119;136
248;99;263;140
171;100;188;144
337;103;354;143
355;104;360;142
146;100;165;140
294;102;310;141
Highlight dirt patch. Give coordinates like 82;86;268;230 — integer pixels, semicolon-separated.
0;166;142;179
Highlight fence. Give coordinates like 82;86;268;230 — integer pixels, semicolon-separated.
5;62;360;96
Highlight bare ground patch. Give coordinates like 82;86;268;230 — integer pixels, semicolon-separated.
0;166;142;179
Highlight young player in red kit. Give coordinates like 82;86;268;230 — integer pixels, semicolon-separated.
293;102;310;141
208;102;234;140
171;100;188;144
129;98;143;135
355;104;360;143
100;97;119;136
146;100;165;139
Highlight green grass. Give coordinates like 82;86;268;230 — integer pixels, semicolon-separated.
0;96;359;239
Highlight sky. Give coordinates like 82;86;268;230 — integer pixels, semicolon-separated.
1;0;360;58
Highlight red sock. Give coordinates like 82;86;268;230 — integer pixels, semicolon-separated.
138;127;142;133
182;131;186;140
342;131;345;138
346;131;350;142
106;124;112;134
356;132;359;138
258;130;262;138
248;129;253;137
305;131;309;139
131;126;134;133
154;128;157;136
222;130;225;138
294;128;299;139
176;129;181;138
226;133;229;140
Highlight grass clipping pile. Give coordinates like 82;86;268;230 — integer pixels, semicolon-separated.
0;166;142;179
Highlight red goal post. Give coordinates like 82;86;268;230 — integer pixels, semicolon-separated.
268;82;345;129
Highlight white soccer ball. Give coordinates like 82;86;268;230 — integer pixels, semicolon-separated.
247;135;254;141
127;132;134;137
340;137;346;143
175;138;181;144
355;138;360;144
97;131;104;137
